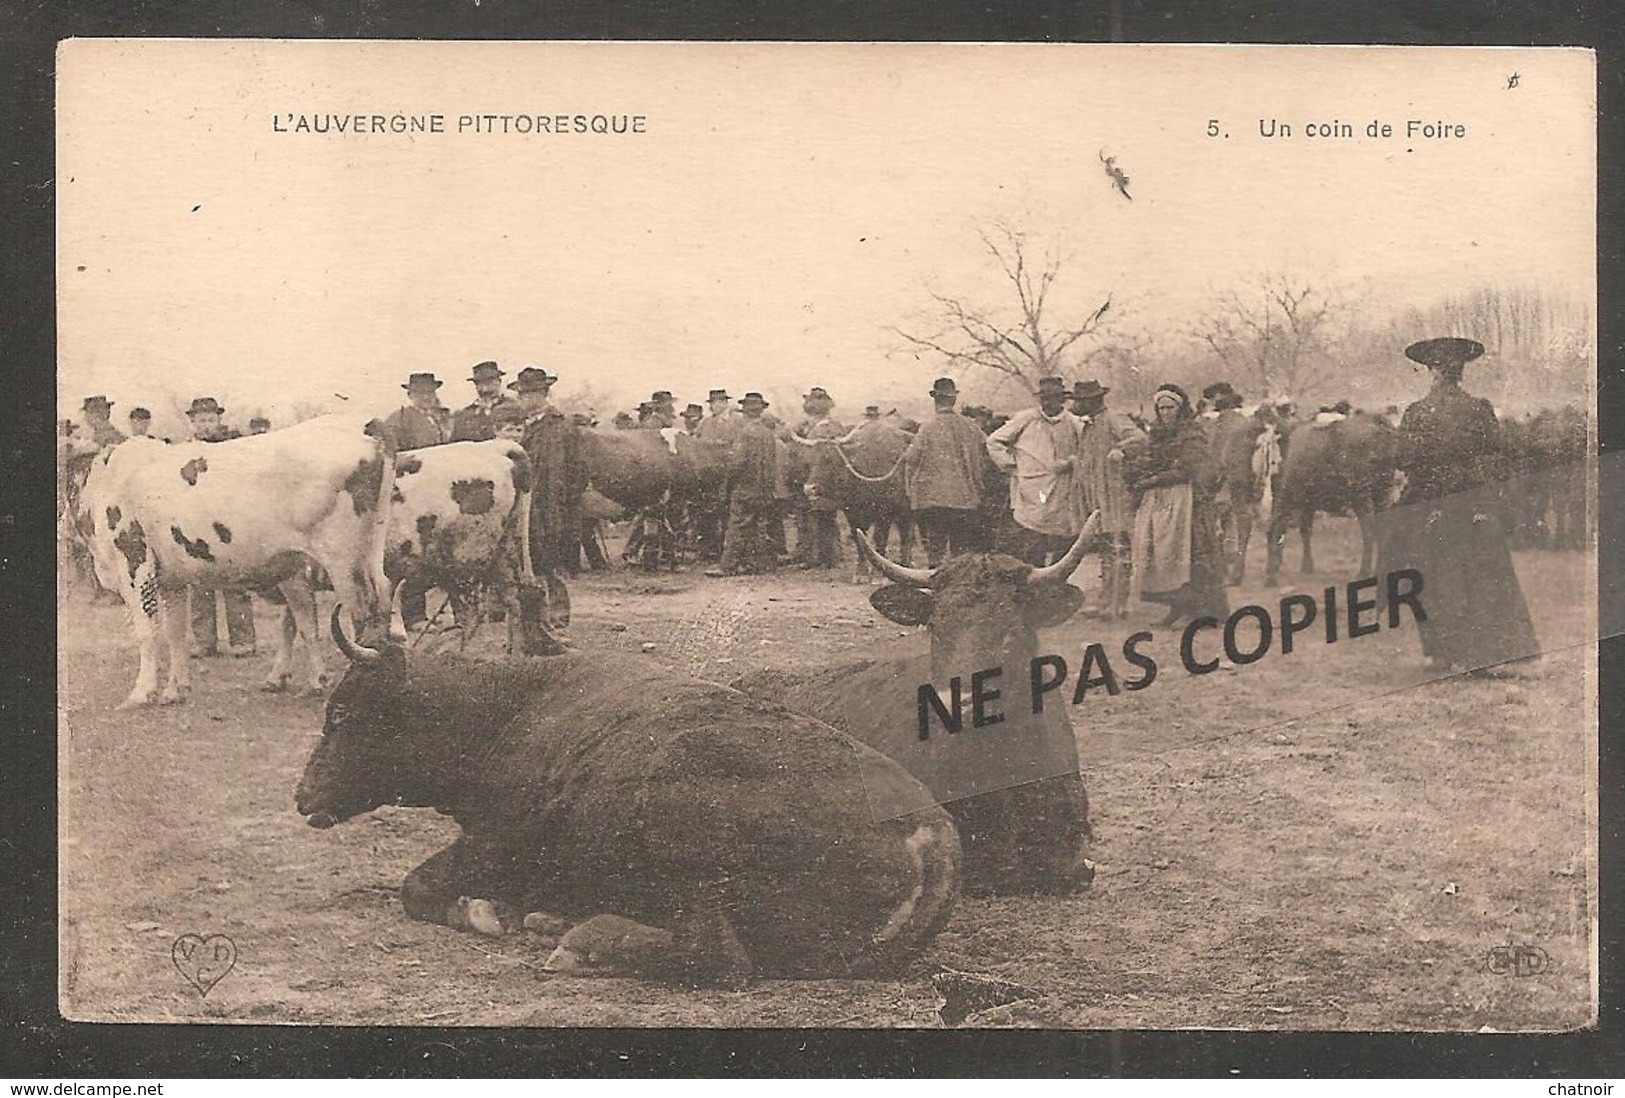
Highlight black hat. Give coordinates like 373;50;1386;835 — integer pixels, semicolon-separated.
707;388;732;401
185;396;225;417
1405;337;1485;370
929;377;959;398
1036;376;1068;397
681;403;705;419
128;407;151;421
1201;380;1235;400
864;405;881;417
1072;379;1110;401
248;415;271;428
82;395;112;411
804;387;831;401
739;392;770;409
650;390;675;405
402;372;444;391
507;366;557;392
469;361;504;382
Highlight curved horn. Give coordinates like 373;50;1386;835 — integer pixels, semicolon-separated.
1030;510;1103;585
386;579;408;644
330;605;382;664
853;527;935;586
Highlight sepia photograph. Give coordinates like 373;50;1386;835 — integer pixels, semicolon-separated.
55;40;1598;1030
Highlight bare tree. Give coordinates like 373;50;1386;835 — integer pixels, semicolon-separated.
1190;272;1355;403
893;220;1116;395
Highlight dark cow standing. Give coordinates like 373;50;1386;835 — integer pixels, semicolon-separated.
734;518;1101;896
785;422;917;581
1206;406;1267;583
1264;412;1399;585
297;614;962;985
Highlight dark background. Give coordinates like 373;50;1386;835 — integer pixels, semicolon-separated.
3;0;1620;1078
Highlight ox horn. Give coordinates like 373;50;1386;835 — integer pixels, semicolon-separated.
386;578;408;644
330;605;382;664
1030;510;1103;585
853;527;935;586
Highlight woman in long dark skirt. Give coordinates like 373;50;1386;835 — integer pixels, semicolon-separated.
1128;384;1229;627
1380;337;1538;676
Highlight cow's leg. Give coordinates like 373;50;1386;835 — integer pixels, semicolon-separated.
260;599;295;693
1232;502;1254;584
118;576;165;709
1263;508;1288;586
271;578;325;696
158;589;193;705
1298;509;1316;575
400;836;531;938
544;900;753;989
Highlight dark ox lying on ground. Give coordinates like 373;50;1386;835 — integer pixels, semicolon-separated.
296;612;962;985
733;516;1101;896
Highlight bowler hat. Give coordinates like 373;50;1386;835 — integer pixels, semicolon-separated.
650;390;675;405
929;377;959;398
507;366;557;392
469;361;504;382
682;403;705;419
185;396;225;417
82;395;112;411
129;407;151;421
739;392;770;409
1404;337;1485;369
707;389;732;401
1036;376;1068;397
402;372;444;391
1071;379;1110;401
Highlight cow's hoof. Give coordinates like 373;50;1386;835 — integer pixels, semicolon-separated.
523;911;572;937
260;676;290;694
117;691;159;710
455;897;508;937
158;688;189;706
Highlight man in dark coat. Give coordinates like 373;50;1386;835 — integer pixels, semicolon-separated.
903;378;989;567
709;393;780;576
451;361;514;442
793;387;845;568
386;373;451;450
508;368;575;654
1379;337;1538;676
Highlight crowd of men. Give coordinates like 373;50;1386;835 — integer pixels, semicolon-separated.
56;361;1337;630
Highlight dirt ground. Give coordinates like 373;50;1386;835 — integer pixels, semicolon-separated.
57;516;1596;1030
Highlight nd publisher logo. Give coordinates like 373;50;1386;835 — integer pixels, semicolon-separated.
1485;943;1550;977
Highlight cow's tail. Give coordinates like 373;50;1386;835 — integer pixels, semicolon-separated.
858;814;962;977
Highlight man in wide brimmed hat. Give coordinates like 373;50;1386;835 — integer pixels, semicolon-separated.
386;372;450;450
689;389;742;563
708;393;781;576
80;394;127;448
182;395;256;657
1380;335;1536;677
1069;378;1146;613
902;376;992;567
451;360;514;443
985;376;1089;566
791;387;847;569
679;403;705;435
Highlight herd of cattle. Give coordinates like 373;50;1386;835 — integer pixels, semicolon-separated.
61;395;1588;987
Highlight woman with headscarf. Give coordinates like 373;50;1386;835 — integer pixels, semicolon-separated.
1128;383;1228;627
1379;337;1537;676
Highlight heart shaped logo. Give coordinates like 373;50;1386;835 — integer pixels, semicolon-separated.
171;933;237;997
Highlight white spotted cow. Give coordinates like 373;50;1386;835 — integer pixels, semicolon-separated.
385;440;539;653
81;415;398;708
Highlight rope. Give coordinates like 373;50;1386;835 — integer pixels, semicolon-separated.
831;441;907;484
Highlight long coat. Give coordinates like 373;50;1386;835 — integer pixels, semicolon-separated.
1379;380;1537;669
903;410;986;513
1073;407;1144;535
985;408;1084;537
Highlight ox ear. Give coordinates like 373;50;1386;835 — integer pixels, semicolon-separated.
870;584;934;627
1024;582;1085;628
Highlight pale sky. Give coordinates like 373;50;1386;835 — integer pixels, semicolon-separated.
58;41;1594;435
